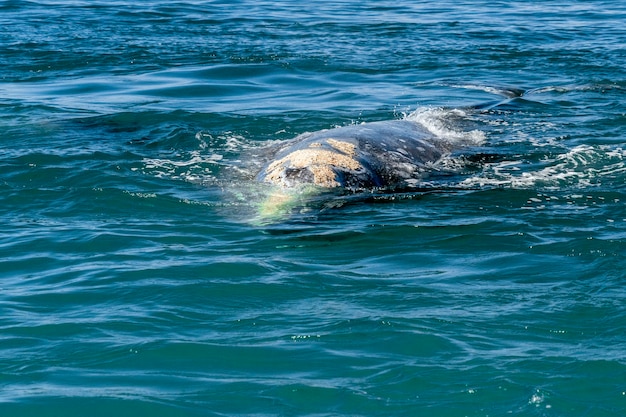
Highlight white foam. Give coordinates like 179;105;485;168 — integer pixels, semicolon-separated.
405;107;486;146
141;149;226;186
195;130;247;153
460;145;626;189
140;129;262;186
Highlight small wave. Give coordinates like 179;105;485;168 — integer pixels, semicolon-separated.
138;127;265;186
140;149;226;186
528;82;625;95
194;130;252;154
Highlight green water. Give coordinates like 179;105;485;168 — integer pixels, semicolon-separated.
1;1;626;416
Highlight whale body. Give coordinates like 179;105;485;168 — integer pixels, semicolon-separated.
256;120;453;191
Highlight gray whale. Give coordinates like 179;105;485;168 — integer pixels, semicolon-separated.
256;120;453;190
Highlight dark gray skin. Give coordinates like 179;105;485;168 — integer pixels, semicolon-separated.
256;120;454;190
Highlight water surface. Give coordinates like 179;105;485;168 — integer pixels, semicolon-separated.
1;1;625;416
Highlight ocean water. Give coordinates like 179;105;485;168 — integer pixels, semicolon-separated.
1;0;626;415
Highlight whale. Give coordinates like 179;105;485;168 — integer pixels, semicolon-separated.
256;119;454;190
252;119;457;221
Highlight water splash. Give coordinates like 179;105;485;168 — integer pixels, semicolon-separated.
460;145;626;189
405;107;486;146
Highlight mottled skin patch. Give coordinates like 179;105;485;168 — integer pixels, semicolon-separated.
263;145;363;187
326;138;356;155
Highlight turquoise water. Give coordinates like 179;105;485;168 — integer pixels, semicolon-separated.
1;1;626;415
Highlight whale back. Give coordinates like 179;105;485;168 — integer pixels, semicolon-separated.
256;120;452;190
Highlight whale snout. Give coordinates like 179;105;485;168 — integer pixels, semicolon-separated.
256;138;380;189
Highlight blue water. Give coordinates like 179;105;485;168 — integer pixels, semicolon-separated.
1;1;626;416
